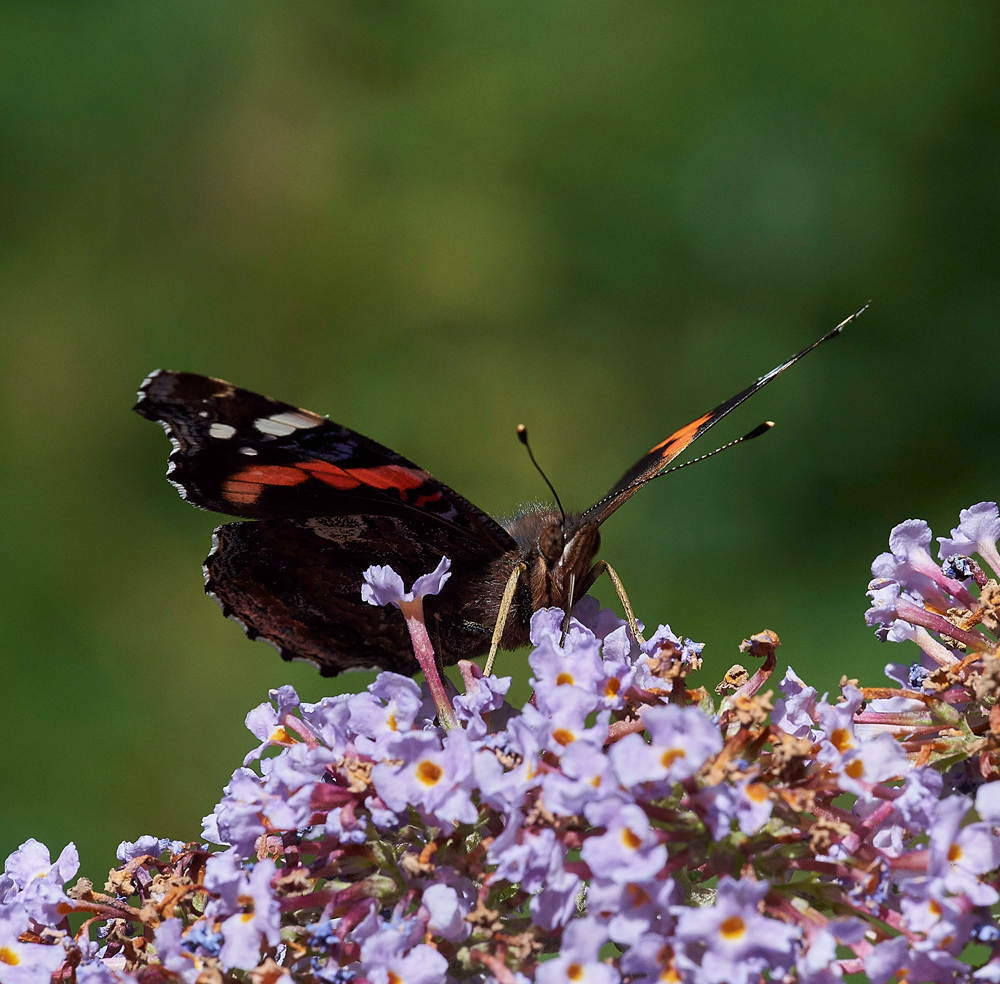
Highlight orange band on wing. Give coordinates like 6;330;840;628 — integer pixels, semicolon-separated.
296;459;362;489
222;481;264;505
647;411;713;456
230;465;311;486
223;464;310;505
346;465;426;492
222;460;430;506
297;460;428;498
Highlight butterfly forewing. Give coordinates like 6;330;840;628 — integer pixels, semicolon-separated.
136;369;516;554
581;310;862;528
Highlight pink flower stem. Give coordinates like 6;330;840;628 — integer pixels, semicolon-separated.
895;598;992;651
400;601;458;730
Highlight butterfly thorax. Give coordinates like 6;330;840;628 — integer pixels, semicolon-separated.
502;507;602;613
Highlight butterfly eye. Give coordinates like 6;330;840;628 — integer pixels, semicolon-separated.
538;524;565;563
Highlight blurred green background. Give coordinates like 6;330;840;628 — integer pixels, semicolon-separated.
2;2;998;884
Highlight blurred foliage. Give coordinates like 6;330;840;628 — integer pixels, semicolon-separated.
1;1;998;884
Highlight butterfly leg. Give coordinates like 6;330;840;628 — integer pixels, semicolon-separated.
559;573;576;645
484;561;528;676
578;560;646;644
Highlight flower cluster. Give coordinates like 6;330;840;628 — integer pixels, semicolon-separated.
5;502;1000;983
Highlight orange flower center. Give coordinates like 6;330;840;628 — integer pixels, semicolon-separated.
719;915;746;940
661;748;686;768
416;760;443;786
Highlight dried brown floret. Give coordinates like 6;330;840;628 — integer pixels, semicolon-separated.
716;665;749;694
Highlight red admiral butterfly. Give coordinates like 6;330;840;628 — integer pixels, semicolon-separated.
136;309;862;677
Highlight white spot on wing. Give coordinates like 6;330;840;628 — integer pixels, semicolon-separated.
209;423;237;439
254;417;296;437
270;410;322;429
254;411;323;437
198;410;209;418
239;447;258;456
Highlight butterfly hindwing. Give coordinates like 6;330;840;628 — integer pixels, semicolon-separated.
205;515;512;675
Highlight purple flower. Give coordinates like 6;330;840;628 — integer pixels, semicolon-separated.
938;501;1000;577
865;934;969;984
925;795;1000;905
76;958;140;984
361;558;458;730
534;917;620;984
361;556;451;608
672;876;799;984
885;519;975;606
895;767;944;829
571;596;630;641
900;880;973;946
3;839;79;926
610;703;722;790
299;694;351;756
3;839;78;895
837;733;910;796
795;927;841;984
474;717;543;813
619;932;687;984
542;740;623;816
203;848;247;916
815;684;863;759
349;673;424;757
865;574;979;654
814;684;911;794
796;921;866;984
243;685;302;764
366;944;448;984
488;821;553;891
529;617;606;703
976;781;1000;824
452;668;512;738
421;881;472;942
587;876;677;946
521;686;608;756
217;858;281;970
359;924;447;984
0;901;68;983
371;730;477;830
202;768;274;855
115;835;185;863
153;919;203;984
529;844;584;931
580;803;668;883
633;625;704;692
865;577;906;637
772;667;819;738
700;778;774;838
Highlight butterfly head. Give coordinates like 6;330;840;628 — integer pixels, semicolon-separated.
504;507;602;610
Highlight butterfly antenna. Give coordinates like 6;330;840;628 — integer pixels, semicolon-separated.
517;424;566;522
653;421;775;481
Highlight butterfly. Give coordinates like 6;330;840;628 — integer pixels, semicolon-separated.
135;308;862;676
